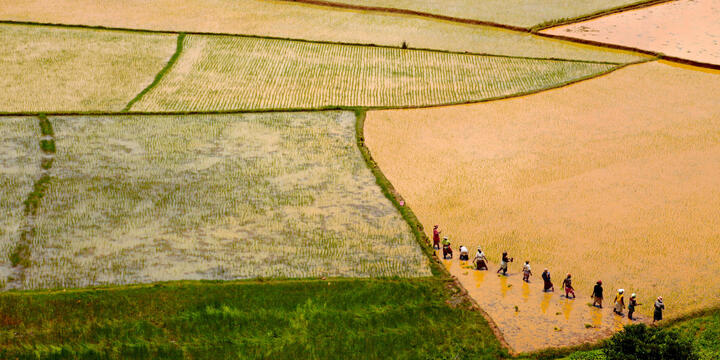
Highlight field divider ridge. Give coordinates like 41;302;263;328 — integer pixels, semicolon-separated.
5;114;56;290
353;109;514;355
122;33;186;112
530;0;677;32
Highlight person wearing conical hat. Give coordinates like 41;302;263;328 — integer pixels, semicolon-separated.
654;296;665;323
628;293;642;320
613;289;625;315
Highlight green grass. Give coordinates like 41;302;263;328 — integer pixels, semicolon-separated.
130;34;620;112
559;309;720;360
17;112;428;289
0;278;507;359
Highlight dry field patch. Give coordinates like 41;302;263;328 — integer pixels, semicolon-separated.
543;0;720;66
314;0;657;29
0;119;41;284
9;112;429;290
131;34;619;111
0;0;647;63
0;24;177;112
365;61;720;346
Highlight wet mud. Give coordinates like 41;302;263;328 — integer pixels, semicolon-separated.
441;256;648;353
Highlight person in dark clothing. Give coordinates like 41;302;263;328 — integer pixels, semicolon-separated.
562;273;575;299
441;237;452;259
628;293;641;320
654;296;665;323
541;269;554;292
591;280;604;308
496;252;513;275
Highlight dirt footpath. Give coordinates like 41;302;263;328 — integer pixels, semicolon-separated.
441;256;647;353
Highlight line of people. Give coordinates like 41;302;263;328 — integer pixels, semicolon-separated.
432;225;666;323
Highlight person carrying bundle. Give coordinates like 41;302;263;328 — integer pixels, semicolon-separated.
473;247;488;270
442;237;453;259
459;245;469;260
562;273;576;299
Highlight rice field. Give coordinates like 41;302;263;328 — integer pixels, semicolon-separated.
0;119;41;285
0;24;177;112
12;112;429;289
543;0;720;66
364;61;720;320
131;34;619;111
0;0;648;63
317;0;657;28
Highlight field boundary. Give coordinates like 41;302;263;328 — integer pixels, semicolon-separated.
6;114;56;290
0;59;650;117
530;0;677;31
0;20;628;65
122;33;186;111
354;110;514;355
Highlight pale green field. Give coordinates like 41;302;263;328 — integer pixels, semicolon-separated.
19;112;429;289
132;34;619;111
322;0;656;28
0;24;176;112
0;118;41;283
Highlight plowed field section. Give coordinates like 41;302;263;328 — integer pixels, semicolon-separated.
132;35;618;111
12;112;429;290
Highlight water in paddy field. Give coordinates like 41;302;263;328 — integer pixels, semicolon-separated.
441;256;650;353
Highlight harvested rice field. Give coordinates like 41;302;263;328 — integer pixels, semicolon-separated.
316;0;658;28
131;34;619;111
0;24;177;112
0;0;648;63
5;112;430;290
543;0;720;65
365;61;720;349
0;119;42;285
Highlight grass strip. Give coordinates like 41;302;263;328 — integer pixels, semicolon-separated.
0;278;508;359
122;33;185;112
530;0;675;31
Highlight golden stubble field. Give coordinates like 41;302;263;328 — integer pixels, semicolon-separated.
0;0;646;63
365;61;720;322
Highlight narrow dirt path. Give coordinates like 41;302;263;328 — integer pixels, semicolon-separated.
440;255;650;353
6;115;55;290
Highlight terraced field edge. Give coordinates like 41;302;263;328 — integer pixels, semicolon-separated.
354;109;514;354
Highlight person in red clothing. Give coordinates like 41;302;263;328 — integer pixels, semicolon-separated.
432;225;441;250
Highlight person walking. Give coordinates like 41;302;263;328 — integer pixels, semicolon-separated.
613;289;625;315
432;225;441;250
591;280;604;308
522;261;532;282
473;247;488;270
628;293;641;320
496;252;513;275
654;296;665;323
561;273;575;299
541;269;554;292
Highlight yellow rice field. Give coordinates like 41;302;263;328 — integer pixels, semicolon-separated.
0;24;176;112
0;0;647;63
131;34;618;111
16;112;429;289
364;61;720;318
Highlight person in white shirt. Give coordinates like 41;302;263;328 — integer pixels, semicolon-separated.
522;261;532;282
473;247;488;270
459;245;469;260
